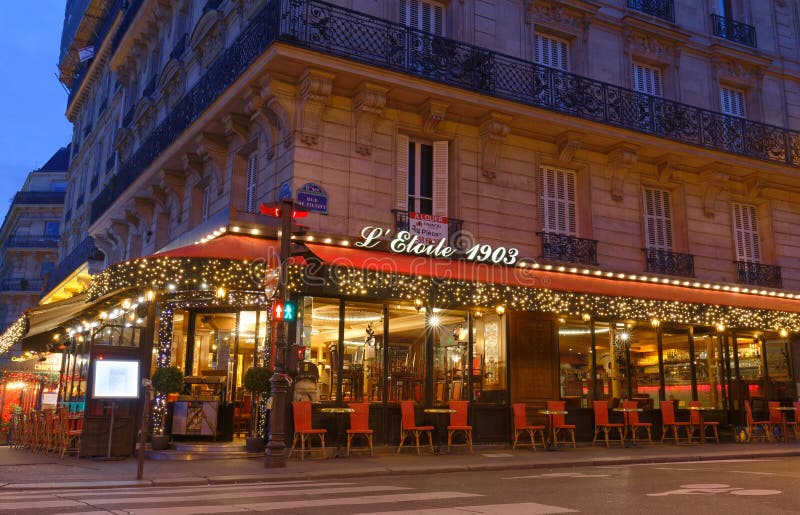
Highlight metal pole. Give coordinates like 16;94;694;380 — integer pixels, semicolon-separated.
265;198;293;468
137;384;151;480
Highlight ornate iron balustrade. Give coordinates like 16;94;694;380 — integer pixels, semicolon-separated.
0;279;43;292
539;232;598;265
12;191;65;205
170;33;188;60
627;0;674;22
106;154;116;173
122;105;135;128
45;237;104;293
711;14;757;48
736;261;781;288
143;73;158;98
644;248;694;277
92;0;800;224
392;209;465;250
5;236;60;249
90;175;99;191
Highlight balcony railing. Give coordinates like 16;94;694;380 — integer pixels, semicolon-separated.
92;0;800;223
122;105;135;128
627;0;674;23
539;232;598;265
106;154;116;173
711;14;757;48
11;191;65;205
392;209;465;251
90;175;99;191
45;237;104;293
644;248;694;277
0;279;44;292
143;73;158;98
169;33;188;60
736;261;781;288
5;236;60;249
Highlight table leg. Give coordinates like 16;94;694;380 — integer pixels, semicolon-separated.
699;411;706;445
333;414;346;458
782;413;789;443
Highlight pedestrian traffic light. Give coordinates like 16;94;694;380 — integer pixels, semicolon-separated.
287;344;305;374
283;300;296;322
271;300;284;321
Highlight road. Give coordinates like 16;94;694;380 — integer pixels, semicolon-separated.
0;457;798;514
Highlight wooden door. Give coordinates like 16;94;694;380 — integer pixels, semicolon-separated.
509;312;558;403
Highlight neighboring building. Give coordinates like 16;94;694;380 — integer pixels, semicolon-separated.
4;0;800;455
0;148;68;361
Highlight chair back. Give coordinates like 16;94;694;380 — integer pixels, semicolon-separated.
744;400;755;425
593;400;610;425
768;401;782;424
622;401;640;425
449;400;469;427
660;400;676;425
348;402;370;431
688;400;701;425
399;400;417;430
512;403;528;430
794;401;800;418
292;401;312;432
547;400;566;426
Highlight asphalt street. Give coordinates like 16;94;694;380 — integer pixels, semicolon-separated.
0;456;797;514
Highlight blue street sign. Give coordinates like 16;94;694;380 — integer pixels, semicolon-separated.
295;182;329;214
278;182;292;200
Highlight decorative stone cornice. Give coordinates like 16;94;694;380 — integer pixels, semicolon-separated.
421;99;449;134
182;153;205;182
353;83;388;156
133;197;155;226
742;174;764;201
656;155;681;184
700;164;731;218
224;112;252;141
607;144;638;201
197;132;229;192
296;69;334;146
162;168;188;208
480;113;512;180
556;131;583;163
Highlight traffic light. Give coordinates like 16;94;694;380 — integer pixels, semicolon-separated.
286;344;305;374
259;203;309;219
283;300;296;322
271;300;284;320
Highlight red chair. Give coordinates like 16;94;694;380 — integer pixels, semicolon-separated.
788;402;800;441
744;400;773;442
688;401;719;444
289;401;326;459
346;402;373;456
511;403;546;451
397;400;434;455
622;401;652;444
61;412;83;458
592;400;624;447
660;400;692;444
546;400;575;448
447;400;473;452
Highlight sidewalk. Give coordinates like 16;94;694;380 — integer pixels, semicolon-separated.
1;442;798;490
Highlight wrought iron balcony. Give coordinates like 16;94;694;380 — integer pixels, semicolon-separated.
392;209;465;251
170;33;188;60
11;191;65;205
539;232;598;265
204;0;224;13
45;237;104;293
0;279;43;292
5;236;60;249
736;261;781;288
644;248;694;277
92;0;800;224
122;105;135;128
711;14;757;48
143;73;158;98
90;175;99;191
106;154;116;173
627;0;674;23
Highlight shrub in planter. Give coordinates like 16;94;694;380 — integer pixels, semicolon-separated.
150;366;184;449
243;366;272;443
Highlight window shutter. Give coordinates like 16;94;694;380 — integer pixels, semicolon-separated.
732;203;760;262
245;152;258;213
540;166;576;235
721;86;746;117
395;134;410;211
632;63;662;96
534;34;569;71
402;0;443;34
432;140;449;217
643;188;673;250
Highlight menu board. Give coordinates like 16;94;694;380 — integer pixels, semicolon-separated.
92;360;140;399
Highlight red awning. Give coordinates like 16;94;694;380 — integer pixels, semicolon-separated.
304;243;800;313
155;234;282;265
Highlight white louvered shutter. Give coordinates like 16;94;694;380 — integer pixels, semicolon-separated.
721;86;746;117
632;63;662;97
401;0;443;34
534;34;569;71
643;188;673;250
539;166;577;235
432;140;449;217
395;134;410;211
245;152;258;213
732;203;760;262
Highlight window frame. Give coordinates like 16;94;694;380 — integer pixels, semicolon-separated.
539;165;577;236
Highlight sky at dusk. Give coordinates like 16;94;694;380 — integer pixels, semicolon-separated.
0;1;72;221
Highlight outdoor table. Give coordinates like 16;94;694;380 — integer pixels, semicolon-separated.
613;407;642;447
320;407;355;458
688;405;715;444
423;408;456;455
774;407;796;443
538;409;568;451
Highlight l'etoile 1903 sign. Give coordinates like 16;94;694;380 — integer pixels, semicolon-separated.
357;226;520;265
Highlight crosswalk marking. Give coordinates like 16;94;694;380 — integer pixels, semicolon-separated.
58;480;350;498
356;502;578;514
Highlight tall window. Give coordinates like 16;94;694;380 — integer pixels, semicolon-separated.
732;202;760;262
720;86;746;117
400;0;444;34
632;62;662;96
201;185;211;222
539;166;576;235
245;152;258;213
534;33;570;71
395;135;448;217
642;188;673;250
44;221;60;238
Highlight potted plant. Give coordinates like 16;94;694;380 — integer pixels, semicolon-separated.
242;365;272;452
150;366;184;450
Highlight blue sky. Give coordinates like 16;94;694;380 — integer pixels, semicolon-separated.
0;1;72;220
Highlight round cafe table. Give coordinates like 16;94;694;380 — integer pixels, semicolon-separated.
688;405;715;444
613;407;642;447
320;407;355;458
538;410;568;451
774;406;796;443
423;408;456;455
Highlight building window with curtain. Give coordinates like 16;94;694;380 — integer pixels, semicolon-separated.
395;135;448;217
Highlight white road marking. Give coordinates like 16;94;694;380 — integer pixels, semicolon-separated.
355;502;578;514
58;480;351;498
727;470;779;476
503;472;610;479
648;483;782;497
0;498;86;511
481;453;514;458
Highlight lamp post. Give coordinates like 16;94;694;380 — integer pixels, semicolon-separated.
264;199;294;468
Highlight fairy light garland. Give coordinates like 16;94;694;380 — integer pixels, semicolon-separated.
0;316;29;355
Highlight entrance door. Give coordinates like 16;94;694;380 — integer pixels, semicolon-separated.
509;312;558;404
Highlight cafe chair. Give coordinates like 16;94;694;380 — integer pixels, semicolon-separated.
61;411;83;458
744;400;773;442
546;400;575;448
397;400;434;455
768;401;784;441
660;400;692;444
511;403;546;451
622;400;652;444
289;401;327;460
788;402;800;441
346;402;373;456
688;401;719;444
592;400;624;448
447;400;473;452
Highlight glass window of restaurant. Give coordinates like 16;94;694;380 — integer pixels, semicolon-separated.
472;312;507;404
557;317;595;408
694;329;725;408
59;336;90;412
735;332;765;402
